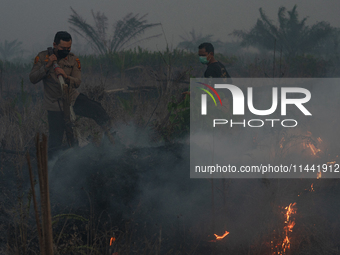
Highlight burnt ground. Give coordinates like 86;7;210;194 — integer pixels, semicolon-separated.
2;137;340;254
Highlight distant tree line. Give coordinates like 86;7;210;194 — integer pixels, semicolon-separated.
177;5;340;59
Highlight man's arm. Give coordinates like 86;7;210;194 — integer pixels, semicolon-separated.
29;54;49;84
65;57;81;88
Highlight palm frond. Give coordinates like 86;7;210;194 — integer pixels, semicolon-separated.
0;39;23;60
231;5;334;57
69;7;106;55
68;8;161;55
176;28;215;52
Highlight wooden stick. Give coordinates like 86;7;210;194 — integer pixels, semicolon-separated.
42;134;54;255
211;179;215;233
63;84;76;147
105;88;125;93
26;151;45;255
36;134;46;253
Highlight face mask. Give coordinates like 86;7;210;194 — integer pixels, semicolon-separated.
57;49;70;58
199;56;209;64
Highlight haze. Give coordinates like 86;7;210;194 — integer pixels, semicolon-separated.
1;0;340;57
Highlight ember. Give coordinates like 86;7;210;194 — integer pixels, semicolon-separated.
272;202;297;255
306;143;320;155
110;237;116;246
317;172;322;179
282;203;296;253
303;132;322;156
109;237;118;255
279;137;285;149
214;230;230;240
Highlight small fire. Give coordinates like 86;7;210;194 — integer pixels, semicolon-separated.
327;161;336;165
272;203;297;255
279;137;285;149
287;221;295;231
317;172;322;179
285;203;296;223
110;237;118;255
214;230;230;240
305;183;315;192
110;237;116;246
303;132;322;156
282;203;296;253
306;143;321;155
282;236;289;249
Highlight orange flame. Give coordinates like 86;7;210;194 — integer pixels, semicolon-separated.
279;137;285;149
285;203;296;222
287;222;296;231
306;143;321;155
302;132;322;156
214;230;230;240
317;172;322;179
310;183;314;192
282;203;296;253
110;237;116;246
273;203;296;254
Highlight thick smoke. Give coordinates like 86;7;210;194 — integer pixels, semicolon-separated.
2;78;340;253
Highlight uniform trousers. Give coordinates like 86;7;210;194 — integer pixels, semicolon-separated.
47;93;110;151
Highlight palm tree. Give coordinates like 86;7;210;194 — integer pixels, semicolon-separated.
312;28;340;59
0;39;23;61
177;28;223;52
231;5;335;58
68;7;162;55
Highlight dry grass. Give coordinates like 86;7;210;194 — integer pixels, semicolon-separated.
1;52;340;254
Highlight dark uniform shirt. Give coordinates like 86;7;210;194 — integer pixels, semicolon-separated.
204;61;231;80
204;61;232;101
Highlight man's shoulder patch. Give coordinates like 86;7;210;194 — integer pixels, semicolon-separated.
33;50;50;64
34;55;40;64
75;58;81;70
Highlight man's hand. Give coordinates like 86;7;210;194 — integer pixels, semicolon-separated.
46;54;57;68
55;67;68;79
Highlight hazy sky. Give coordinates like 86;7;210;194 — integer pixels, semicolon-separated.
1;0;340;56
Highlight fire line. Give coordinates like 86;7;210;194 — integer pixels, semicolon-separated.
214;230;230;240
110;237;115;246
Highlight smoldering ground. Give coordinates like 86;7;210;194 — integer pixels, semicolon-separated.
2;80;340;253
46;126;278;251
46;117;340;254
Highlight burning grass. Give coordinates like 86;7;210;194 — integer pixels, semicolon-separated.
1;50;340;254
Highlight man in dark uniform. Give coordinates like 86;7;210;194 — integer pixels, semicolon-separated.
182;42;231;97
198;42;232;80
29;31;114;157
